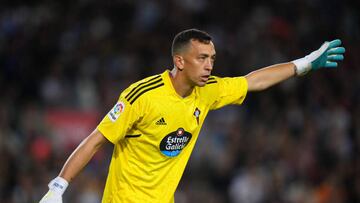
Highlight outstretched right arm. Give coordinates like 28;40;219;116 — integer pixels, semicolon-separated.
39;129;109;203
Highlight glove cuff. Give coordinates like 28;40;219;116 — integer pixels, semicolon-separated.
48;176;69;195
292;58;311;76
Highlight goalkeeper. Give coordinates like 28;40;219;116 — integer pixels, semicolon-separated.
40;29;345;203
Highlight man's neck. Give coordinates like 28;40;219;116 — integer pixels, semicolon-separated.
169;68;194;98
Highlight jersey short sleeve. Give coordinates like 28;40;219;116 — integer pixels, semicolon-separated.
210;76;248;110
97;95;142;144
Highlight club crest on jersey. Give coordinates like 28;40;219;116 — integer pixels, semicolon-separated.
108;102;125;122
159;128;192;157
194;107;201;125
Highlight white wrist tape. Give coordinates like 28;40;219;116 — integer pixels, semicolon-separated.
292;58;311;76
48;177;69;195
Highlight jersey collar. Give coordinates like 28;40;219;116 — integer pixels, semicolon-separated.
161;70;197;100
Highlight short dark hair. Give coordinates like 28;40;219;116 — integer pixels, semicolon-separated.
171;28;212;56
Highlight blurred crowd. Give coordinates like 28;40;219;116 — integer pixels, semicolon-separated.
0;0;359;202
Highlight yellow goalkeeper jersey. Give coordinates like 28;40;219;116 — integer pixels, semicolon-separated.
97;70;248;203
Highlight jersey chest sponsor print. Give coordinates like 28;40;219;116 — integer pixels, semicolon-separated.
159;127;192;157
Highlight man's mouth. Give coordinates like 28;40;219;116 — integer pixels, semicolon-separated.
201;75;210;81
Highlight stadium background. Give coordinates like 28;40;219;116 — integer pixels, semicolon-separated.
0;0;359;202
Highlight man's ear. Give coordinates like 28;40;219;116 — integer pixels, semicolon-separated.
173;55;184;71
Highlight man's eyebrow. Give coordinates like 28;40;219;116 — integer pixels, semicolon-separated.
198;53;216;59
198;53;210;57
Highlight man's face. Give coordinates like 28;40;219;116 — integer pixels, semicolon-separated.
180;39;216;87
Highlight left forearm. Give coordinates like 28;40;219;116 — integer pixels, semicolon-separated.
245;62;296;91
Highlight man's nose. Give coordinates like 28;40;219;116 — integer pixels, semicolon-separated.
205;59;213;71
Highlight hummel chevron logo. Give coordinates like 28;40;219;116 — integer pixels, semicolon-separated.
156;117;167;125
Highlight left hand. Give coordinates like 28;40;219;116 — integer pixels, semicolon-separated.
293;39;346;75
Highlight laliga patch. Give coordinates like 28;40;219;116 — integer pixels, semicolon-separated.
159;128;192;157
108;102;125;122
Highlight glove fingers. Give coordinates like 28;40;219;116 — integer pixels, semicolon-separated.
328;54;344;61
328;39;342;48
325;61;338;68
327;47;346;55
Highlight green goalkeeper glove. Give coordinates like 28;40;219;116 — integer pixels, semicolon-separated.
293;39;345;76
39;177;68;203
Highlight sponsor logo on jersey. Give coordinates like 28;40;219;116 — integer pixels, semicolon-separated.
159;128;192;157
108;102;125;122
